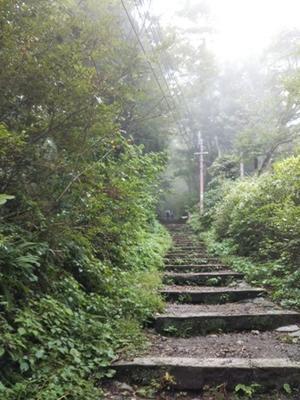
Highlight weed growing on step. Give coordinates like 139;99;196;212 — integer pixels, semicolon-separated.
163;325;178;335
207;277;222;286
235;383;262;398
178;293;193;303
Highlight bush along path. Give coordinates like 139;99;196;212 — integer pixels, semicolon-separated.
109;223;300;399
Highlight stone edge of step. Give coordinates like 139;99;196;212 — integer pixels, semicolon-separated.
155;310;300;319
114;356;300;368
160;287;265;293
164;271;244;277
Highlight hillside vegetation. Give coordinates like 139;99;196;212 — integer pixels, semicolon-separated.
190;155;300;309
0;1;171;398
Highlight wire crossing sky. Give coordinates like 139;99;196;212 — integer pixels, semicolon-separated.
151;0;300;61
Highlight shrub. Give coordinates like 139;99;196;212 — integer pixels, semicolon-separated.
192;155;300;309
214;156;300;263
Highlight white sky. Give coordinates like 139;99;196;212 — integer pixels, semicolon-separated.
151;0;300;62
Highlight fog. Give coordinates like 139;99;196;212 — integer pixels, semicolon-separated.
151;0;300;62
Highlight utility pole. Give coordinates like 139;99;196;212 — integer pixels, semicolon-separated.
194;132;208;214
240;152;245;178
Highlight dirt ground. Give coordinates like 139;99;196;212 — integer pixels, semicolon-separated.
144;329;300;360
161;301;286;316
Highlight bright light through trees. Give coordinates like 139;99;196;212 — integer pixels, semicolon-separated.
152;0;300;61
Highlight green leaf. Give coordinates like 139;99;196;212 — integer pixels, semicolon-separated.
19;360;29;372
0;381;6;392
17;327;26;336
35;349;45;359
283;383;292;394
0;194;14;206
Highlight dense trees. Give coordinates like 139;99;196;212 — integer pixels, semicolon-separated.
0;1;172;397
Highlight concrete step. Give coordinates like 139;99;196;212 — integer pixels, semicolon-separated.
161;286;265;303
163;271;243;286
167;252;208;257
165;264;229;272
171;241;202;244
114;357;300;390
154;308;300;336
172;244;201;246
172;239;201;242
171;237;199;240
164;257;221;264
172;240;199;244
172;247;205;251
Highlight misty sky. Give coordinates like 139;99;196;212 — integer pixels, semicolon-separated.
151;0;300;61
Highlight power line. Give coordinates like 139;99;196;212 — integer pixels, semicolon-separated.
148;21;194;122
120;0;173;113
134;0;152;34
132;1;192;139
134;2;194;124
121;0;193;141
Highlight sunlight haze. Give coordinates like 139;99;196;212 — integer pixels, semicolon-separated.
152;0;300;61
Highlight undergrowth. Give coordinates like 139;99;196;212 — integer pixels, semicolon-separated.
199;229;300;309
0;222;170;399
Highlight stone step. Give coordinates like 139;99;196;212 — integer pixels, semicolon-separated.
114;357;300;390
164;257;221;264
161;286;265;303
172;247;204;251
171;237;192;239
167;252;208;257
172;242;198;245
172;245;197;248
172;237;199;240
154;307;300;336
170;237;192;239
171;244;206;247
172;241;199;244
163;271;243;286
165;264;228;272
143;329;300;360
172;239;201;242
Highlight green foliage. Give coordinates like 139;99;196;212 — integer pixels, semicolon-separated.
193;155;300;309
188;155;240;231
283;383;292;395
0;194;15;206
214;156;300;262
0;0;172;398
0;223;170;399
208;155;240;181
235;383;261;398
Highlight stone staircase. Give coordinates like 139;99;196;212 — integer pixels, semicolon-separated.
114;224;300;393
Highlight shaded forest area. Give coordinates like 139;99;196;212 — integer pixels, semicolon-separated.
0;0;300;398
0;1;171;398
